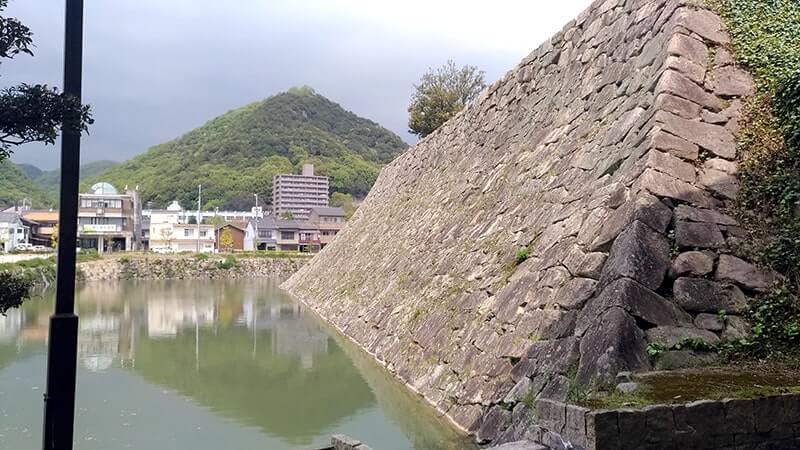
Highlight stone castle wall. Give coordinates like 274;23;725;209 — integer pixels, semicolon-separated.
79;256;305;282
284;0;778;446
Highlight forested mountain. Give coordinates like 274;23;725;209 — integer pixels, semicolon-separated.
86;87;408;210
34;160;118;196
0;160;55;208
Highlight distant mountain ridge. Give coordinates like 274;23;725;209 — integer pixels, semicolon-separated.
86;87;408;210
0;160;55;208
33;160;118;196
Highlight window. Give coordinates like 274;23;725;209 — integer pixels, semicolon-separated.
280;231;294;240
184;229;191;237
258;230;272;239
200;231;207;238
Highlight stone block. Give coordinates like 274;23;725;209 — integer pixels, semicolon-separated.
782;394;800;424
656;110;735;158
693;312;724;331
722;398;755;434
716;255;780;292
450;404;485;432
645;325;720;348
754;396;785;433
504;377;533;404
639;168;714;207
721;315;751;341
676;7;730;44
699;168;739;200
586;409;620;450
675;204;738;225
552;277;597;310
671;251;715;277
685;399;725;434
616;409;645;450
476;405;512;444
593;194;672;251
534;398;566;434
656;71;723;112
577;308;650;383
654;350;719;370
664;55;706;85
581;277;691;336
512;337;580;381
644;405;675;441
675;221;726;249
667;33;708;65
565;405;590;448
539;375;570;402
673;277;747;313
650;128;700;161
599;220;671;290
715;66;755;98
332;434;362;450
645;149;696;183
655;92;702;119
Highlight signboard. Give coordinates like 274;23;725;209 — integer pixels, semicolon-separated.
81;224;119;233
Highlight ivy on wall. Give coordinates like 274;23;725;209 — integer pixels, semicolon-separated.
710;0;800;359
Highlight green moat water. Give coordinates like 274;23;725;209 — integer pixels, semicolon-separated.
0;279;473;450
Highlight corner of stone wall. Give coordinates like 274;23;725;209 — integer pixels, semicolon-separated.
486;1;784;448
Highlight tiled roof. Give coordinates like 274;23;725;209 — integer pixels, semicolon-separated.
310;206;346;217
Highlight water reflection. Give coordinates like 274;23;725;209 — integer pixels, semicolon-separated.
0;280;472;450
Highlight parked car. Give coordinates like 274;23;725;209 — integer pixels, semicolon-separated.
32;245;52;252
14;243;33;252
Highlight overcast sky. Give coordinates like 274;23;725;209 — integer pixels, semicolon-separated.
4;0;592;170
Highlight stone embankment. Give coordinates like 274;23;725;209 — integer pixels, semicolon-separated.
79;255;306;282
285;0;790;448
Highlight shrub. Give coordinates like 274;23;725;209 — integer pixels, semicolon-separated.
217;255;237;270
0;271;31;314
193;253;209;261
515;248;530;265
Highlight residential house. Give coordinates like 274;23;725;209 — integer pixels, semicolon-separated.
77;182;142;253
21;210;59;247
244;217;319;252
272;164;329;221
215;222;246;252
0;212;30;252
149;222;216;253
308;207;346;248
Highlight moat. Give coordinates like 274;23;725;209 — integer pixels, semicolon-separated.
0;279;473;450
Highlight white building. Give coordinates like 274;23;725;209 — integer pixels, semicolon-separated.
0;212;30;252
149;222;216;253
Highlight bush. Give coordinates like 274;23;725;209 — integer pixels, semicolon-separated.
216;255;237;270
0;271;31;314
725;285;800;360
193;253;209;261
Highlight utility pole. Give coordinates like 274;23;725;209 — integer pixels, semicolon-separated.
43;1;83;449
196;184;202;253
254;193;259;250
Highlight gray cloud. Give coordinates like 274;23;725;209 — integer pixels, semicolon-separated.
4;0;592;169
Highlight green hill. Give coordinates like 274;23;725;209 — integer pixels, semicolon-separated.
16;163;43;179
87;87;408;210
0;160;56;208
34;160;118;196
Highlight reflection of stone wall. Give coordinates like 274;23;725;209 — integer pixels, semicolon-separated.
284;0;780;447
79;256;305;282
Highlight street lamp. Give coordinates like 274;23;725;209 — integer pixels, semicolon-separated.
42;1;84;449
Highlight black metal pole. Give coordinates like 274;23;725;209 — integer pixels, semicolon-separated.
42;1;84;449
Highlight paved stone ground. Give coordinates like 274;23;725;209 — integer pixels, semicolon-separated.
284;0;778;447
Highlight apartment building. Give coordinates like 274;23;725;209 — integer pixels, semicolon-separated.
77;182;142;253
272;164;329;221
